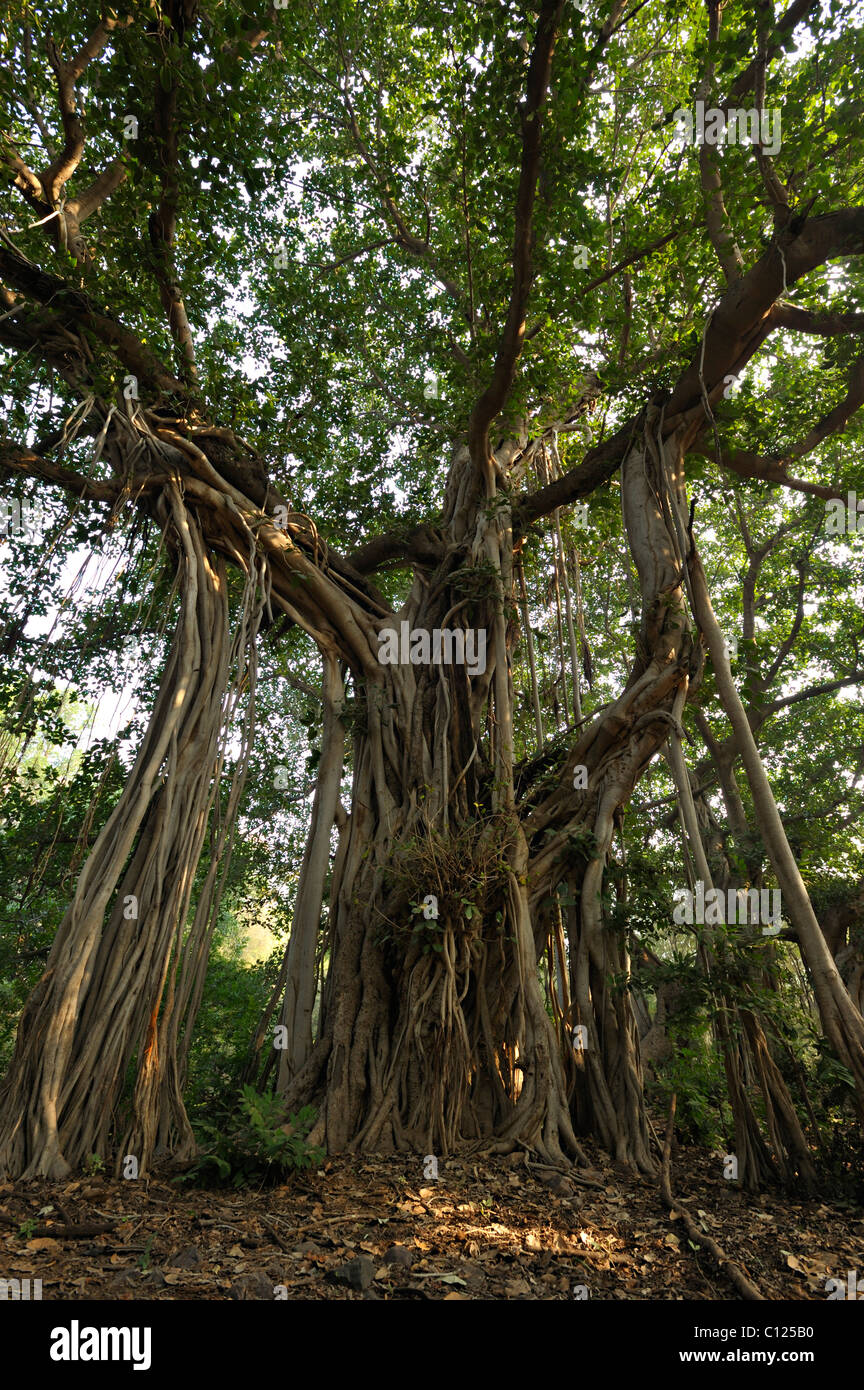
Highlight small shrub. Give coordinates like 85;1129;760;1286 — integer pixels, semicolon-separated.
177;1086;323;1187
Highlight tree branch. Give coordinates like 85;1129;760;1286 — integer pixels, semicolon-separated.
727;0;817;106
1;139;48;209
763;669;864;716
0;440;122;503
148;51;197;382
330;34;468;313
515;415;637;527
467;1;565;480
772;304;864;336
42;18;132;202
347;523;444;575
0;237;191;398
68;159;128;223
762;554;809;688
751;0;790;224
524;219;696;342
520;207;864;526
664;208;864;428
789;350;864;459
698;0;744;283
689;443;845;501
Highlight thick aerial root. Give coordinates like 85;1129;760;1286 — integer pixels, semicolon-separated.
0;487;265;1178
287;871;589;1165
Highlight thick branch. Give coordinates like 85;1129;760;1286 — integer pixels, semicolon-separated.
694;345;864;496
467;1;564;479
728;0;817;106
68;159;128;223
1;139;48;209
516;416;638;527
0;238;190;398
665;208;864;425
148;58;197;381
773;304;864;336
42;19;131;202
789;350;864;459
520;208;864;526
347;523;444;575
0;440;121;503
691;444;845;501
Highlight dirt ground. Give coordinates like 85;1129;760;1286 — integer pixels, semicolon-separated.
2;1140;862;1301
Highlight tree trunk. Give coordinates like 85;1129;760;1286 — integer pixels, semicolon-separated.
279;415;702;1174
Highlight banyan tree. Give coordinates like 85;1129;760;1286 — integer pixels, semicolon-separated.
1;0;863;1184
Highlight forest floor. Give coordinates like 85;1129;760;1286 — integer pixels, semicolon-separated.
2;1139;862;1301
